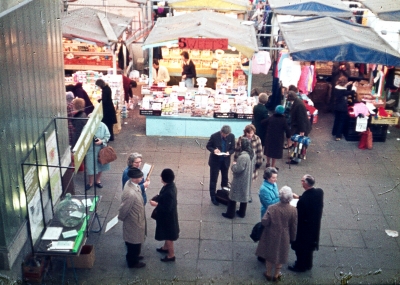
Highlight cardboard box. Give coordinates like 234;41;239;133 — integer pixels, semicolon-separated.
371;110;399;125
67;245;95;268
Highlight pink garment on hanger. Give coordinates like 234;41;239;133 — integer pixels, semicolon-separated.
251;51;271;75
353;103;370;117
297;65;310;93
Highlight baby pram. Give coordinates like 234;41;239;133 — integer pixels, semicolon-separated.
288;135;311;168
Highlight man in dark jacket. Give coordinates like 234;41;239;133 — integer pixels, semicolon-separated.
206;125;235;206
95;79;118;141
289;174;324;272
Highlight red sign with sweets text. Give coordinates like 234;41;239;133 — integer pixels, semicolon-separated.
178;38;228;50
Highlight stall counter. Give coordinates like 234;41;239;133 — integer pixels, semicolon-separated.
145;116;251;137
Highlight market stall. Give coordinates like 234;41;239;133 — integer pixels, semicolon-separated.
62;7;132;72
276;16;400;141
140;10;260;137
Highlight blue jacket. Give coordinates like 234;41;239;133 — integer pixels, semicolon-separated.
122;166;147;205
259;180;279;219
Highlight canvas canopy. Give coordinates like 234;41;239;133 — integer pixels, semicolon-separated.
361;0;400;22
62;8;132;46
142;10;258;58
279;16;400;67
268;0;352;18
168;0;249;12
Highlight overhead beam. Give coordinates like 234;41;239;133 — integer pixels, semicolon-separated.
97;13;118;43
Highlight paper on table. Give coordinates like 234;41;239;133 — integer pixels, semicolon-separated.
48;241;74;250
42;227;63;240
105;215;119;233
81;199;92;207
290;198;299;207
62;229;78;239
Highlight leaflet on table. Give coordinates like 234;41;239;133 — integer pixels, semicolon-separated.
42;227;63;240
62;229;78;239
48;241;75;250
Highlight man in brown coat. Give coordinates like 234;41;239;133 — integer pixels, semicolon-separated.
118;167;146;268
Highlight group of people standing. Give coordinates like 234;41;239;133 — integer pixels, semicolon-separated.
119;155;179;268
206;124;323;281
66;79;119;191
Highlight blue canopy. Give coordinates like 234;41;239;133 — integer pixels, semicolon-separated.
268;0;352;18
361;0;400;22
279;17;400;67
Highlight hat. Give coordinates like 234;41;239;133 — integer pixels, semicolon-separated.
128;167;143;179
66;92;74;102
161;168;175;183
275;105;285;114
258;93;269;104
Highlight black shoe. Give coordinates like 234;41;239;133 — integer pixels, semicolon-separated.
211;197;219;206
94;182;103;188
221;213;233;219
129;262;146;268
236;210;245;218
286;160;298;165
288;265;306;272
160;256;175;262
156;247;169;253
248;197;253;203
257;256;266;263
85;184;92;191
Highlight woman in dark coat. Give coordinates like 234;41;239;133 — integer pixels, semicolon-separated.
263;105;291;169
95;79;117;141
331;76;355;141
256;186;297;281
71;98;87;149
150;168;179;262
252;93;270;146
287;91;311;136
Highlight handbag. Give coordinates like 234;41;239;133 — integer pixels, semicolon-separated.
250;222;264;242
358;128;373;150
151;208;157;220
98;145;117;165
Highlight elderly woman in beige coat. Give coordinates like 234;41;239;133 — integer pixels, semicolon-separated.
118;167;146;268
256;186;297;281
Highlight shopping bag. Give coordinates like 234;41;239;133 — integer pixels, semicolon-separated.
98;146;117;165
355;116;368;132
358;128;373;150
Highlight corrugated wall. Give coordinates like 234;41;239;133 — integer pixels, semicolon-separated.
0;0;68;268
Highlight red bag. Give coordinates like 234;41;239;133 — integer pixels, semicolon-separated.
358;128;373;150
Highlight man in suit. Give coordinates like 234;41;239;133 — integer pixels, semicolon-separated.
206;125;235;206
118;168;146;268
288;174;324;272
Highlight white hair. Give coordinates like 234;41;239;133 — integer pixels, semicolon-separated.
279;186;293;203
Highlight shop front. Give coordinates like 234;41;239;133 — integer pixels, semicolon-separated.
140;10;260;137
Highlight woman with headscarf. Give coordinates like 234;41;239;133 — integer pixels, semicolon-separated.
263;105;292;170
222;138;254;219
150;168;180;262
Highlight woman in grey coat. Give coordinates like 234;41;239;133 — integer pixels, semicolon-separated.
222;138;254;219
255;186;297;281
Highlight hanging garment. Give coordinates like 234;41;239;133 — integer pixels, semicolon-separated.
280;58;301;88
251;51;271;75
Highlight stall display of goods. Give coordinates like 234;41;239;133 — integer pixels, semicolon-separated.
371;109;399;125
315;61;333;75
65;71;124;108
63;39;113;70
140;85;255;118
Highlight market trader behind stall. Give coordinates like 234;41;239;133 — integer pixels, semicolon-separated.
152;59;170;85
206;125;235;206
180;51;196;88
